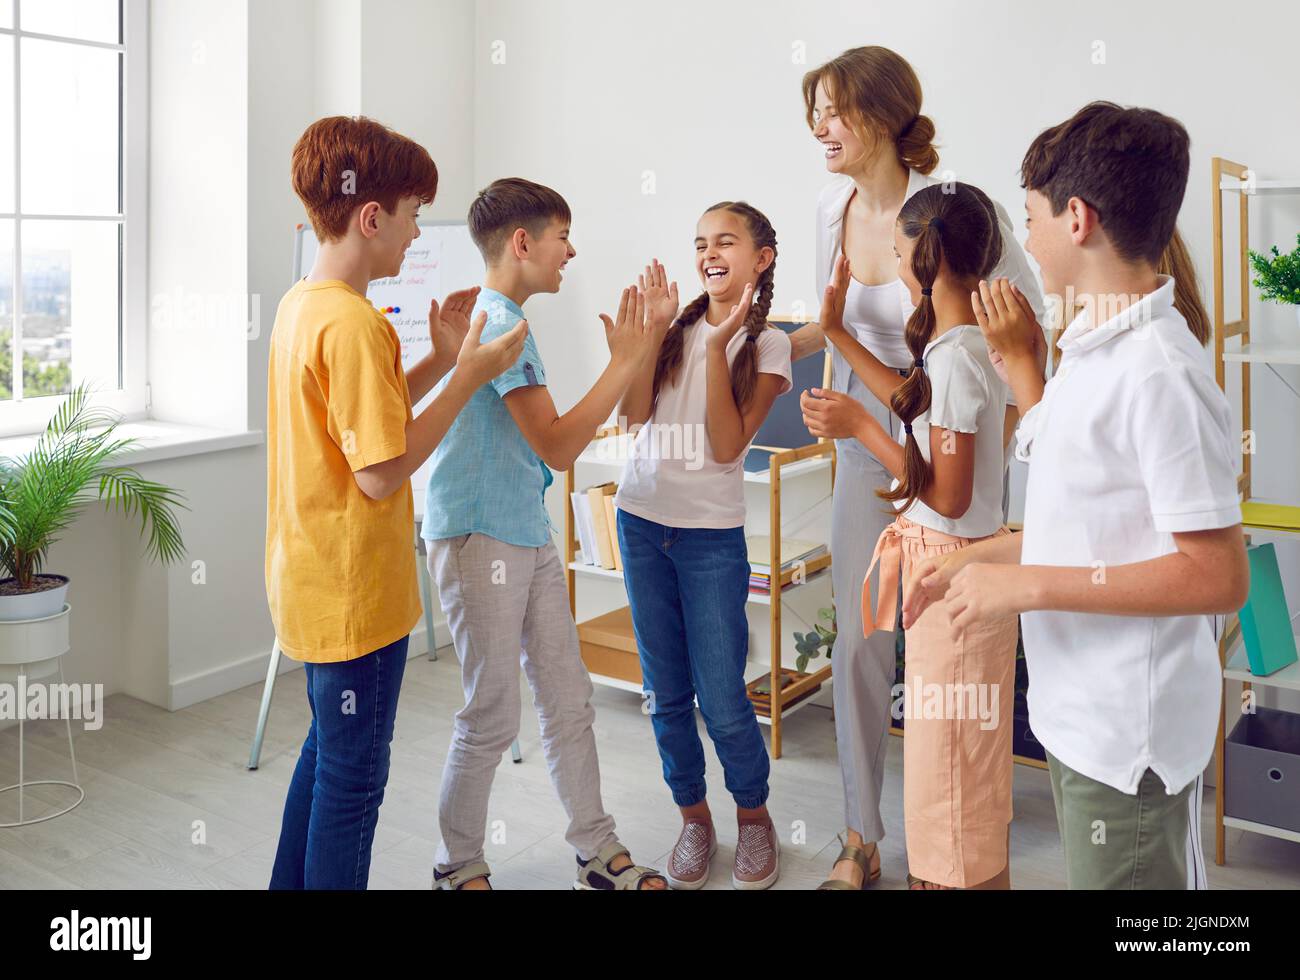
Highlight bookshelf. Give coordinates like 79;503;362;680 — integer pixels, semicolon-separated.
1210;156;1300;865
563;343;837;759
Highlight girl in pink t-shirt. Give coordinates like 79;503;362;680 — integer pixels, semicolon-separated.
613;202;792;890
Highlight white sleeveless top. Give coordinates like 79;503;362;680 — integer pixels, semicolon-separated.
841;276;911;371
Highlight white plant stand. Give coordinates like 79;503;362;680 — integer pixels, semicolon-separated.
0;603;84;827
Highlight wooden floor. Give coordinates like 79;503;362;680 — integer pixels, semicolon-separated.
1;650;1297;890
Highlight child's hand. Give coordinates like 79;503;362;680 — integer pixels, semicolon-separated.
819;254;852;344
972;278;1041;369
943;562;1030;640
799;387;869;441
639;259;680;348
456;311;528;386
900;554;959;628
428;286;481;373
705;282;754;353
599;285;651;367
986;323;1047;389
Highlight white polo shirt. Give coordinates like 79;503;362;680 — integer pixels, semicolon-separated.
1015;276;1240;796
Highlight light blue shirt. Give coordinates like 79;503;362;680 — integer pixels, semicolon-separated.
422;287;553;547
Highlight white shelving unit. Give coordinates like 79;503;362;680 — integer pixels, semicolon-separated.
1211;156;1300;863
1221;343;1300;366
1218;177;1300;194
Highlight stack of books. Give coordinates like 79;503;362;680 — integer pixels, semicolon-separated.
747;537;829;595
570;482;622;571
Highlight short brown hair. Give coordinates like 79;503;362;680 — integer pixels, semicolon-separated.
292;116;438;243
1020;102;1189;265
802;46;938;175
468;178;571;262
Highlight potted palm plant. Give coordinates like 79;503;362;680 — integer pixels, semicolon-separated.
0;384;188;621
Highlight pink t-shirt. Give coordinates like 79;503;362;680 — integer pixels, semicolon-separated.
615;316;793;529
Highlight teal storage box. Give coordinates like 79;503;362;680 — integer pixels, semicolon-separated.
1239;544;1298;676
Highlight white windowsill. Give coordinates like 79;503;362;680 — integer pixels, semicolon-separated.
0;419;264;465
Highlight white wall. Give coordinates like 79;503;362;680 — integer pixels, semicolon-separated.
360;0;477;221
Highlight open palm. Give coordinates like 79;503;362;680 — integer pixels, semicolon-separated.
639;259;679;344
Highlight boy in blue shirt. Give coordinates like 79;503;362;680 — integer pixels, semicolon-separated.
424;178;668;890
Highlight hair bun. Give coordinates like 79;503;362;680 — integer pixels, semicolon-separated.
897;113;939;175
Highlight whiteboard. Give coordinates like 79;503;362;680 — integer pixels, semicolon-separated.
292;220;485;512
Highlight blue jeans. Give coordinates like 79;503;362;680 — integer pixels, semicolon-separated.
616;510;769;809
269;634;408;889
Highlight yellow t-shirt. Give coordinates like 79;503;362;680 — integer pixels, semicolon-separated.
265;278;421;663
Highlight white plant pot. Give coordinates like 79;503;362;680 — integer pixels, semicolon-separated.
0;602;71;683
0;575;70;623
1294;305;1300;330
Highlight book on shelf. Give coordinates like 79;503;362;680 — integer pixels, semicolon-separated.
572;482;622;571
746;536;829;594
603;494;623;571
746;668;821;716
1241;501;1300;532
586;483;617;569
570;490;598;566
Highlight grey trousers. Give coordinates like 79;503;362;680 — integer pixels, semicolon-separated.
427;533;618;872
830;449;902;843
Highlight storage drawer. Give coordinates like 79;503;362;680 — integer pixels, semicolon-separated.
1224;705;1300;834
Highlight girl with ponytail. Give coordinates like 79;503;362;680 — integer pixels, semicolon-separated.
613;202;792;890
802;182;1024;890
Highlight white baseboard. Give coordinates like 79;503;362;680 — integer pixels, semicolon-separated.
166;616;452;711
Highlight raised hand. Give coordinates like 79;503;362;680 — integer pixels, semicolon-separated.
819;253;852;343
429;286;481;373
598;285;652;367
640;259;680;346
973;278;1042;368
456;310;529;386
705;282;755;353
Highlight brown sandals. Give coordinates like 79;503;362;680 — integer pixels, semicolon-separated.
817;836;882;890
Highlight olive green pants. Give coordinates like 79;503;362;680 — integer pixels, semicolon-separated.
1046;751;1191;890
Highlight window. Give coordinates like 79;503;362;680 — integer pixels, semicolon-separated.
0;0;146;436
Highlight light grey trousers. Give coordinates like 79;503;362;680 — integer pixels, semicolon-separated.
830;449;903;843
427;533;618;873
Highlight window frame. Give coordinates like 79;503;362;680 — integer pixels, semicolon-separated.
0;0;148;437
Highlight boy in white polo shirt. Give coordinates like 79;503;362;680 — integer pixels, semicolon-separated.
900;102;1249;889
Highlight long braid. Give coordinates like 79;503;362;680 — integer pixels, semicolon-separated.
878;219;940;508
652;292;710;404
730;258;776;410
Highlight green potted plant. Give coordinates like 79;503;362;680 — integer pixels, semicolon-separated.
793;606;837;674
0;384;188;621
1249;234;1300;327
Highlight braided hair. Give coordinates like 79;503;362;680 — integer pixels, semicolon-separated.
877;182;1002;511
652;201;777;411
